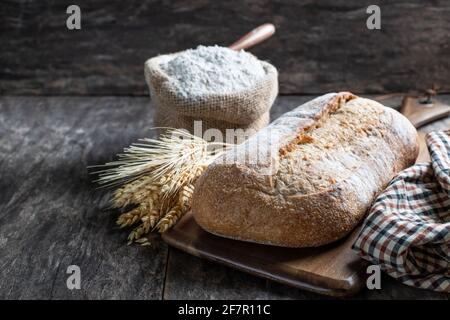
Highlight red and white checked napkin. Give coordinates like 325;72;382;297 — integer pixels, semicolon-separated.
353;131;450;292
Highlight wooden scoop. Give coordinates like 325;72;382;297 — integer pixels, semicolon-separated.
229;23;276;51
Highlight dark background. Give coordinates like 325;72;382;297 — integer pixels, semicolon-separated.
1;0;449;96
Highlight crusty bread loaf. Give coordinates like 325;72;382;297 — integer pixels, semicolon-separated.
192;92;419;247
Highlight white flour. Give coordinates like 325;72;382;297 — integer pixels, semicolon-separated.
160;45;266;98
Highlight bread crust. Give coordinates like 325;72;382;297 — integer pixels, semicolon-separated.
192;93;419;247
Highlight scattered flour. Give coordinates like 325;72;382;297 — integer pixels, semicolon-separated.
160;45;266;98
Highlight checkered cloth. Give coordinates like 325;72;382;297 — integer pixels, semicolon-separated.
353;131;450;292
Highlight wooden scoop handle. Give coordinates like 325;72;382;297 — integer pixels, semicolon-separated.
229;23;276;51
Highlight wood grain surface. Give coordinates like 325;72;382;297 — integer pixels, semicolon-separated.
0;95;449;299
2;0;450;95
162;213;367;297
0;96;167;299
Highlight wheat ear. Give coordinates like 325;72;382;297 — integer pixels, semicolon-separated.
156;183;195;232
92;128;233;245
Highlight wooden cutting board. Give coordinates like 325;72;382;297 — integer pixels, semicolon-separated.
163;214;367;296
162;96;449;297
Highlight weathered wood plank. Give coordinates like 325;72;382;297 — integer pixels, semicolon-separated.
0;95;448;299
0;96;167;299
1;0;450;95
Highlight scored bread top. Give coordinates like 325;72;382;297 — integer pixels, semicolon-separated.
192;92;419;247
277;97;387;195
218;92;414;195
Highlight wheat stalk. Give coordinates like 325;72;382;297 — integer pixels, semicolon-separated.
92;128;233;245
156;182;196;232
112;175;156;208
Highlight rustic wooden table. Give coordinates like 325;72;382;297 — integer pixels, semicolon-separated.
0;95;449;300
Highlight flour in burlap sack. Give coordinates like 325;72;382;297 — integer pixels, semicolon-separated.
144;45;278;137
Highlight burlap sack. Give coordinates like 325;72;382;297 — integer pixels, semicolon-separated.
144;52;278;137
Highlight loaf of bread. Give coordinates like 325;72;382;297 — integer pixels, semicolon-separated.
192;92;419;247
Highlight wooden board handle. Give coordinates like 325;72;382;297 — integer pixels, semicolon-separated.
229;23;276;51
399;96;450;164
401;96;450;128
